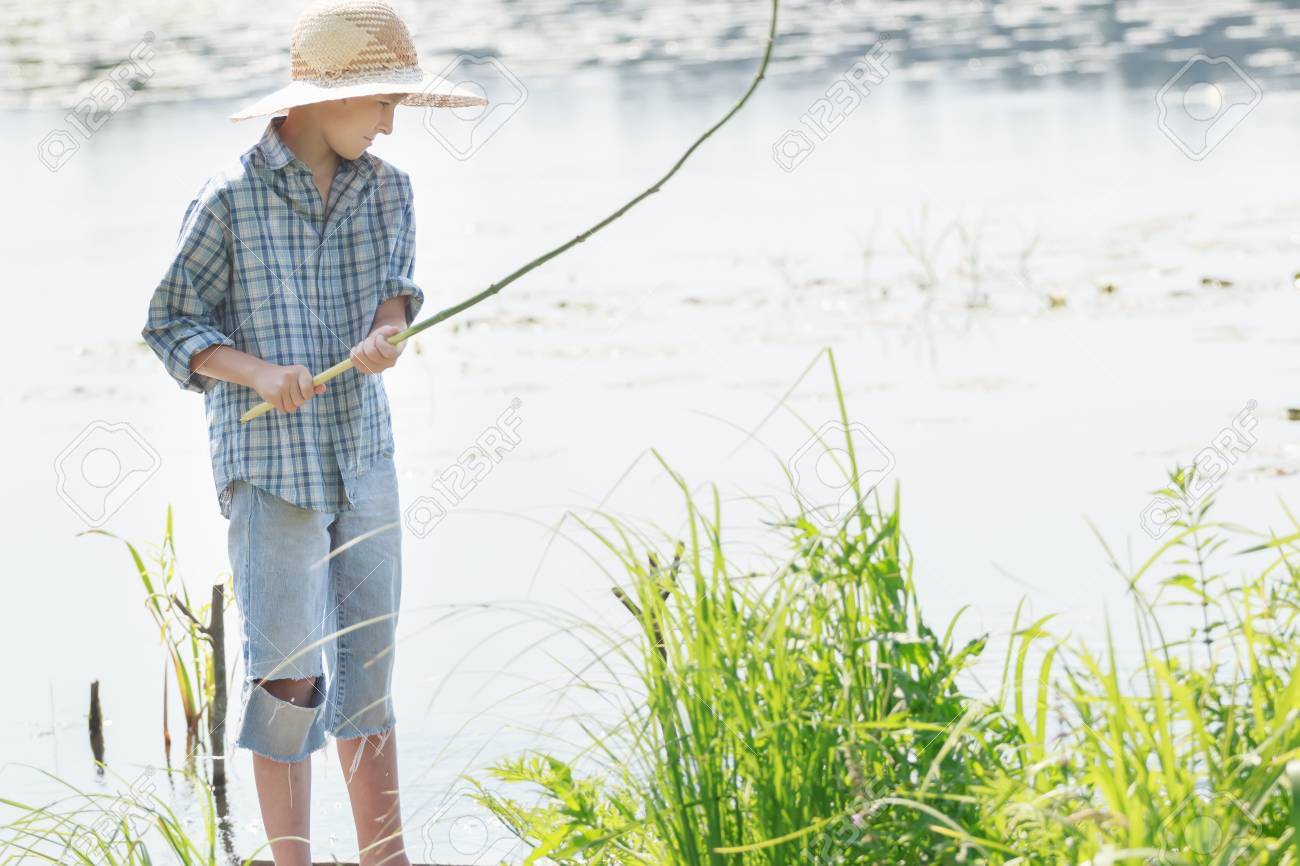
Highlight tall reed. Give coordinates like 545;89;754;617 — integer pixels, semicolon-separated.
974;466;1300;864
474;350;1006;864
82;506;231;771
472;357;1300;866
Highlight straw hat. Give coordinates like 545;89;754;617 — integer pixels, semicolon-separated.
229;0;486;121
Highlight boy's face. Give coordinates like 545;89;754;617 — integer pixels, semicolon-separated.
317;93;403;160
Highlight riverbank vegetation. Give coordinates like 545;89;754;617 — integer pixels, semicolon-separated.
5;357;1300;865
472;361;1300;865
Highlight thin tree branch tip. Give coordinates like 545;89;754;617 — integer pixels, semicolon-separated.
240;0;780;425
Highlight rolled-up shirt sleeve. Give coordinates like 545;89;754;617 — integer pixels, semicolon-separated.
141;185;236;394
379;175;425;326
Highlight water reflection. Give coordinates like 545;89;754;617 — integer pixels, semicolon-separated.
4;0;1300;110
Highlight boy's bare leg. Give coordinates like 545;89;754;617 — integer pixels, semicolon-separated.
337;727;410;866
249;677;317;866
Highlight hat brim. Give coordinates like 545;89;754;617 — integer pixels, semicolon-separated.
228;72;487;121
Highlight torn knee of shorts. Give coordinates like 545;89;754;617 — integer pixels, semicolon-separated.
238;674;327;761
251;674;325;708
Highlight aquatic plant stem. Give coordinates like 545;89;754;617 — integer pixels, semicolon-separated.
240;0;781;423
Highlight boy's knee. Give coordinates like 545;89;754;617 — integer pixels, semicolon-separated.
253;675;320;707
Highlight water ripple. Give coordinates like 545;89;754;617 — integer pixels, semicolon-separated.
5;0;1300;110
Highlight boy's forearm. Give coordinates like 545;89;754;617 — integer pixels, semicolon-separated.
189;344;273;390
370;295;411;332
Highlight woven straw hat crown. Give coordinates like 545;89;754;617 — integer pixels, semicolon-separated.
229;0;485;121
292;0;419;83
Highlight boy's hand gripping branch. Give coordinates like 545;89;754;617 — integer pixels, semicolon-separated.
240;325;410;418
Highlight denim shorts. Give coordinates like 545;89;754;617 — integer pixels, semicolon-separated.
226;453;402;763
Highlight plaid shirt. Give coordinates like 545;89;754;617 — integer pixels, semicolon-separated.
141;115;424;520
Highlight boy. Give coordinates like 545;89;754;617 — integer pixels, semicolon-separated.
140;2;484;864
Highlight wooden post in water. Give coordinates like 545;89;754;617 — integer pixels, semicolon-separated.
208;582;227;787
88;680;104;765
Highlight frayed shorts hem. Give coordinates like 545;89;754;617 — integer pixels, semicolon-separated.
234;676;328;764
236;733;325;759
331;715;398;742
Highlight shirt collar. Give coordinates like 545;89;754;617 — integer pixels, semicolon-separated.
254;115;375;180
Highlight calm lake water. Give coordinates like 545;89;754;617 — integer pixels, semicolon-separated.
4;1;1300;862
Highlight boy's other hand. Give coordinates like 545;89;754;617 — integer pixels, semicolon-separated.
252;363;326;413
351;325;406;375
